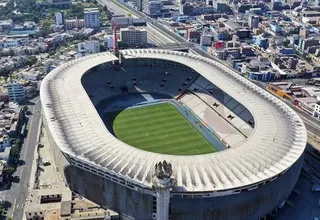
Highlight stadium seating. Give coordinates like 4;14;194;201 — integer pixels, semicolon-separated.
81;61;198;106
191;76;255;126
179;92;251;146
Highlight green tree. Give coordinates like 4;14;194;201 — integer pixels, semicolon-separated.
100;44;106;52
8;49;14;57
25;56;38;67
10;145;20;160
0;203;3;216
4;166;16;179
40;20;52;37
23;106;28;112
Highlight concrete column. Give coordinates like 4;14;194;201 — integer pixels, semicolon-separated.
153;161;175;220
155;179;171;220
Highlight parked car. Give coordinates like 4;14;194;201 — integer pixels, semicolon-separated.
42;161;51;166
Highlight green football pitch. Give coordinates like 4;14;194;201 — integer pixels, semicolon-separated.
105;102;217;155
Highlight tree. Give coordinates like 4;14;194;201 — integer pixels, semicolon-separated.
0;203;3;216
40;20;52;37
25;56;38;67
10;146;20;160
100;44;106;52
4;166;16;180
23;106;28;112
8;49;14;57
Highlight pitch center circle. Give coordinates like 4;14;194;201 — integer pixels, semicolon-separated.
146;129;168;139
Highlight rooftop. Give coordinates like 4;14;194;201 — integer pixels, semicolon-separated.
40;50;307;192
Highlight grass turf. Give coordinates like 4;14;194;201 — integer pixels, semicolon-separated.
105;102;217;155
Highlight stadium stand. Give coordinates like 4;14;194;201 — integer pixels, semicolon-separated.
178;92;249;146
191;76;255;126
81;60;198;106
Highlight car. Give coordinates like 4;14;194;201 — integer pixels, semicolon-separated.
42;161;51;166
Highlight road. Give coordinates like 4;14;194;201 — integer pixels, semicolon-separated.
0;97;42;220
98;0;176;45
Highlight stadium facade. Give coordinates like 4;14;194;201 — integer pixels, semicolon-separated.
40;49;307;220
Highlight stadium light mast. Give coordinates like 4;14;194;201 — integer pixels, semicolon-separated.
113;23;119;58
112;23;122;67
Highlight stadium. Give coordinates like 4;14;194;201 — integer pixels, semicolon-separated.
40;49;307;220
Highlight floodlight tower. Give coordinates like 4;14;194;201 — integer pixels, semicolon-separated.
112;23;121;67
113;23;119;57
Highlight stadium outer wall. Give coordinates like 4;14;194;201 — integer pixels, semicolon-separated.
42;103;304;220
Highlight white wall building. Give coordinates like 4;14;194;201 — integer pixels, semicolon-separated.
55;12;64;26
0;19;13;29
0;36;29;49
7;80;26;103
104;35;114;49
200;34;214;46
313;102;320;119
84;8;100;30
77;41;100;57
65;19;85;30
120;26;147;46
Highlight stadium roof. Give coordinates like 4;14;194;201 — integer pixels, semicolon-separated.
40;50;307;192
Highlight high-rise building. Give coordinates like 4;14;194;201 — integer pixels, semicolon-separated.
7;80;26;103
55;12;64;25
84;8;100;30
137;0;143;11
120;26;147;46
248;15;260;30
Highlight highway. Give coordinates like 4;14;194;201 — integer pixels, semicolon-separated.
98;0;177;45
0;97;42;220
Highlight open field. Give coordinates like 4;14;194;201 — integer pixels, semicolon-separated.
106;102;217;155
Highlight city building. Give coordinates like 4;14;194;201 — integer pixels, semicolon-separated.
84;8;100;30
36;0;71;9
143;1;162;18
64;19;85;30
206;0;213;6
186;28;200;42
111;17;133;28
213;0;229;13
55;12;64;26
120;26;147;46
248;15;260;30
298;37;320;52
271;0;282;10
137;0;143;11
0;36;29;49
77;41;100;57
180;3;194;15
0;19;13;30
200;33;214;46
7;80;26;103
253;35;268;48
104;35;114;49
314;102;320;119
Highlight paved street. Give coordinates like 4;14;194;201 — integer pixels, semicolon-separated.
0;97;42;220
